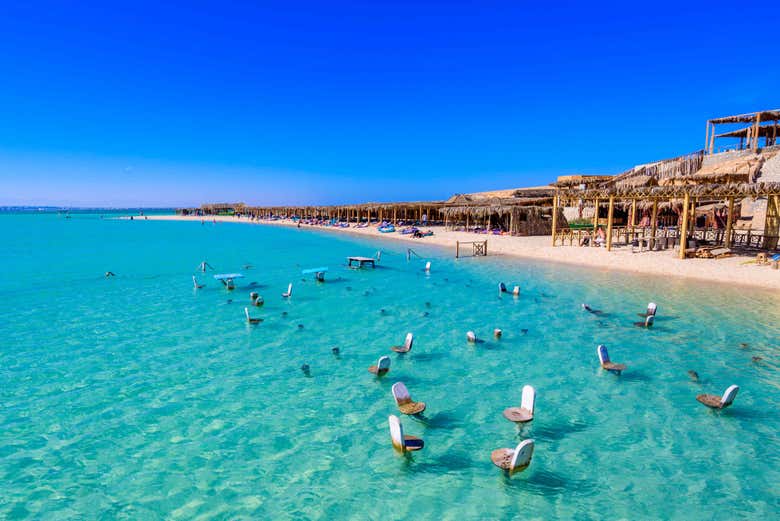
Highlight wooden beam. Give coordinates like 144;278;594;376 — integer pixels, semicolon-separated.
551;195;559;246
679;192;690;259
724;196;735;248
606;195;615;251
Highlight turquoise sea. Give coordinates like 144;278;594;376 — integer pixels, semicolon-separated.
1;212;779;520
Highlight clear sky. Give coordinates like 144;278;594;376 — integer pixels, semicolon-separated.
0;1;778;207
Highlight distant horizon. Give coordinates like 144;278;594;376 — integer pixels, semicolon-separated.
1;1;778;207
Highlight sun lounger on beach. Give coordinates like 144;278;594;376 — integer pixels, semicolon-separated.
388;414;424;452
697;384;739;409
491;439;534;474
503;385;536;423
392;382;426;415
597;344;626;374
368;355;391;376
391;332;414;353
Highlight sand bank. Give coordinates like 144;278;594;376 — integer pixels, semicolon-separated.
143;214;780;291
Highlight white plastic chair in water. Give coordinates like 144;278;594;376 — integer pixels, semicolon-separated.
282;283;293;298
391;333;414;353
634;314;655;328
388;414;424;452
244;307;262;324
491;439;534;474
392;382;426;415
697;385;739;409
368;355;391;376
192;276;204;289
597;345;626;374
503;385;536;423
638;302;657;317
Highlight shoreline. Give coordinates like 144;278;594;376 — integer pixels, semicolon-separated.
141;214;780;291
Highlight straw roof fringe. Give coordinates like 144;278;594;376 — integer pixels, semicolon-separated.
558;182;780;201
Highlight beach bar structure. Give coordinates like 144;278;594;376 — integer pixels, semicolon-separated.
705;109;780;155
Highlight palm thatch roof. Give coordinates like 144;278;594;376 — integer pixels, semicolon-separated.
708;109;780;125
558;182;780;202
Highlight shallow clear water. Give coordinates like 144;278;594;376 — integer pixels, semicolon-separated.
1;213;778;520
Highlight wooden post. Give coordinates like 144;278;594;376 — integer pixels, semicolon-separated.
709;123;716;154
393;207;397;224
679;192;690;259
763;195;780;250
606;195;615;251
551;195;559;246
630;198;637;238
704;121;710;152
650;199;658;246
752;112;762;152
724;196;735;248
456;241;460;259
592;198;600;247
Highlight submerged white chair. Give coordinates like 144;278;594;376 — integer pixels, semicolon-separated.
503;385;536;423
244;307;262;324
425;261;431;273
638;302;657;317
192;275;204;289
392;382;426;415
597;345;626;374
634;315;654;328
491;439;534;474
697;384;739;409
368;355;391;376
388;414;424;452
391;332;414;353
282;283;293;298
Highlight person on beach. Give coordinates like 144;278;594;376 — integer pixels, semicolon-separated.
595;226;606;246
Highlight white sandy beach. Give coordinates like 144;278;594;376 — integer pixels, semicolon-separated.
144;214;780;291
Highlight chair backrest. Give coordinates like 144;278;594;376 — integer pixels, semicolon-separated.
377;356;391;371
510;439;535;471
244;307;251;320
286;283;293;296
404;333;414;350
647;302;657;316
425;261;431;271
721;384;739;406
597;344;610;365
521;385;536;414
499;282;507;293
388;415;404;450
192;275;198;287
646;315;655;327
392;382;411;405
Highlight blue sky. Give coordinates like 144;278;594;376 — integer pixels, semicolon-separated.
0;1;778;207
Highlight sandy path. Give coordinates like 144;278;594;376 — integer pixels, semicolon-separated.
142;214;780;291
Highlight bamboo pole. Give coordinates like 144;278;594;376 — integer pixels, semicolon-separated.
393;207;397;224
606;195;615;251
592;198;600;247
725;196;735;248
679;192;690;259
551;195;559;246
630;198;637;238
